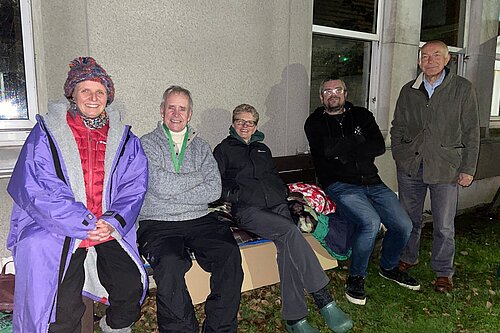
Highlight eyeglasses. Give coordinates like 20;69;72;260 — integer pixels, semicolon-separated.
234;119;256;127
322;87;345;96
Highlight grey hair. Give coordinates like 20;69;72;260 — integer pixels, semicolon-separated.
232;104;259;125
319;76;347;95
420;40;449;58
160;85;193;111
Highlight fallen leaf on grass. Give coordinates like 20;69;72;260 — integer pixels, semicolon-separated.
488;289;496;296
486;301;492;309
471;288;479;296
249;304;267;314
485;279;491;286
460;251;468;256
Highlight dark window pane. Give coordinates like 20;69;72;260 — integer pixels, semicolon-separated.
421;0;465;47
313;0;378;34
310;35;372;112
0;0;28;120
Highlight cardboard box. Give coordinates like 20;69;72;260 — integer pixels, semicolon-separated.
182;234;338;305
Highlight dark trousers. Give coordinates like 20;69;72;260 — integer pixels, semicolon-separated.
235;203;329;320
397;166;458;277
48;240;143;333
138;213;243;333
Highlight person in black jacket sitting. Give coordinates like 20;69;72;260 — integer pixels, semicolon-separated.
213;104;352;333
304;77;420;306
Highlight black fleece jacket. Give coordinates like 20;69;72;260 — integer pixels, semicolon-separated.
304;101;385;188
213;129;289;212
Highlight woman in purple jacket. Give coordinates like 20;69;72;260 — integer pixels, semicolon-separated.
7;57;148;333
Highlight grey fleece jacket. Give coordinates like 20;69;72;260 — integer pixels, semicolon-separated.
139;122;221;221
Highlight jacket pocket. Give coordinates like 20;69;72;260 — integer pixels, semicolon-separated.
402;136;413;144
440;143;465;149
439;143;463;169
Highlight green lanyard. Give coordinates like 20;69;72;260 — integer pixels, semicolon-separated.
163;124;189;173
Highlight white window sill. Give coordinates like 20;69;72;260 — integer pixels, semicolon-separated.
0;130;29;178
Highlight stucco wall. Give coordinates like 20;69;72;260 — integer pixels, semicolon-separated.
36;0;313;155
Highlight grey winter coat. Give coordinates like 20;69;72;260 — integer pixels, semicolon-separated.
390;70;480;184
139;122;222;221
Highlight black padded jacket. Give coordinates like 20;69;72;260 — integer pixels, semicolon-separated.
213;131;288;212
304;101;385;188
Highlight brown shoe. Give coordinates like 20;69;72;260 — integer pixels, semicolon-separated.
398;260;417;272
434;277;453;292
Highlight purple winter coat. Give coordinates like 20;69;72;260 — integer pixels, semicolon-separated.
7;103;148;333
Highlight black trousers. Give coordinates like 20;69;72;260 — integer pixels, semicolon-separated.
48;240;143;333
138;213;243;333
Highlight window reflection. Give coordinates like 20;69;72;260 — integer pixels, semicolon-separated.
421;0;466;47
0;0;28;120
492;36;500;117
313;0;378;34
310;35;371;112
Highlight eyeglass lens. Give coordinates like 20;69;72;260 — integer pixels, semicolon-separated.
323;88;344;95
234;119;256;127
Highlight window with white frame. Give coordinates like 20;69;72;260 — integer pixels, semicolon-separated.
310;0;381;114
419;0;467;78
0;0;37;177
491;35;500;123
420;0;467;47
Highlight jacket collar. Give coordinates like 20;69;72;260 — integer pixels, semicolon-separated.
156;121;198;145
412;67;450;90
42;101;127;212
228;125;264;144
313;101;354;116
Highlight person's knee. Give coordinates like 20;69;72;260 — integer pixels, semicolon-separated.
434;225;455;239
219;243;244;281
225;243;243;267
390;213;413;239
153;252;192;287
361;216;382;236
401;219;413;239
119;275;143;303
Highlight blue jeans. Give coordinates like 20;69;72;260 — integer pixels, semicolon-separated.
397;166;458;277
326;182;412;277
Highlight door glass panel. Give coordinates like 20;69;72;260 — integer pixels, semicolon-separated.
313;0;378;34
421;0;465;47
310;35;372;112
0;0;29;120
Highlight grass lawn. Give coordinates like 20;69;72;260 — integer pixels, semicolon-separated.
112;211;500;332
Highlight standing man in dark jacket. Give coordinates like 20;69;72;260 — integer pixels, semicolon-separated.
214;104;353;333
391;40;480;293
305;77;419;306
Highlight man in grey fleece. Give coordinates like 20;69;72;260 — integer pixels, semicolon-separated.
137;85;243;333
